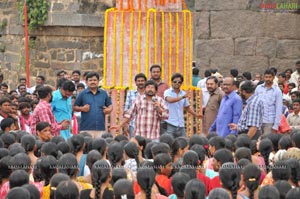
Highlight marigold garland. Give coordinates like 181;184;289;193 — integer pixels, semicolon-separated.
154;11;157;64
189;11;193;87
137;11;141;73
120;11;124;87
161;12;165;81
168;12;172;86
129;11;134;88
175;13;179;73
112;10;117;86
183;11;187;87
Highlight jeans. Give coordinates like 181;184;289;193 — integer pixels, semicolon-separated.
166;122;186;138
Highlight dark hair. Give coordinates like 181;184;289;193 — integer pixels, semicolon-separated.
18;83;27;90
41;142;58;159
21;135;36;153
137;168;156;199
114;134;129;142
190;144;206;165
240;81;256;93
8;143;25;156
153;153;172;174
237;158;251;168
57;153;78;177
55;180;79;199
107;142;123;168
150;64;161;72
258;185;280;199
144;80;158;91
219;163;240;199
171;73;184;82
0;97;11;106
242;72;252;80
9;169;29;188
19;102;31;110
179;165;197;179
92;160;112;199
112;168;127;185
0;118;15;131
56;70;66;77
225;138;234;152
69;134;85;154
134;73;147;81
206;76;218;84
171;172;190;198
113;179;135;199
235;134;251;149
0;83;8;88
0;148;7;159
124;141;140;168
172;137;188;160
184;179;206;199
285;68;293;74
278;72;286;79
235;147;252;162
278;135;293;150
270;67;278;75
182;150;199;168
274;180;292;199
286;188;300;199
0;156;11;184
144;142;156;159
86;150;102;170
265;133;281;152
188;134;203;148
151;143;170;157
292;132;300;148
86;72;99;81
134;135;146;158
230;69;239;77
7;187;30;199
51;136;65;144
208;136;225;150
61;80;75;92
288;82;296;88
213;149;234;165
259;138;273;173
40;155;57;186
49;173;70;199
92;138;107;156
272;161;291;181
159;134;174;148
264;69;275;76
22;184;40;199
72;70;81;76
1;133;15;148
9;153;31;172
77;83;85;89
286;158;300;187
242;164;261;199
37;86;52;99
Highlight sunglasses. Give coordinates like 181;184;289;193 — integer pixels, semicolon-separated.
172;81;182;84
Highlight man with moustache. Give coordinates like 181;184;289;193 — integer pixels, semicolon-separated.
229;81;264;140
51;80;76;140
111;80;169;141
74;72;113;138
30;86;70;136
255;69;282;135
209;77;243;137
124;73;147;137
202;76;224;136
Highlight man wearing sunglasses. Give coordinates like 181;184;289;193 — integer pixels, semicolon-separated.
164;73;202;137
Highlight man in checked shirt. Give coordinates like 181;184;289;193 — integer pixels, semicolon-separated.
111;80;169;141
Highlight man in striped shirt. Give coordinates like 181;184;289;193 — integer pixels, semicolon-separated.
229;81;264;140
111;80;169;140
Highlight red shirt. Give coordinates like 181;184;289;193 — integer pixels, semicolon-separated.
155;174;173;195
208;176;221;193
197;172;211;196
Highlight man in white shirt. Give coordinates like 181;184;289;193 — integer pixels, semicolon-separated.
290;61;300;86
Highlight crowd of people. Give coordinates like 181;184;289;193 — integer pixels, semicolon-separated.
0;61;299;199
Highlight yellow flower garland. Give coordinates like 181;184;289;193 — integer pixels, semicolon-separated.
129;11;134;88
112;10;117;86
183;11;187;87
161;12;165;81
168;12;172;86
138;11;141;73
189;11;193;87
120;11;124;87
145;10;150;78
154;11;157;64
176;12;179;72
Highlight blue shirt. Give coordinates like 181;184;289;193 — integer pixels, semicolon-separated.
209;91;243;137
75;88;112;131
192;75;201;87
238;94;264;131
255;83;282;130
51;89;72;140
164;88;189;127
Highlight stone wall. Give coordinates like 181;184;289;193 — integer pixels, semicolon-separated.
0;0;111;89
192;0;300;76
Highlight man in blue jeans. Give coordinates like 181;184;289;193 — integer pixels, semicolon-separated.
164;73;201;137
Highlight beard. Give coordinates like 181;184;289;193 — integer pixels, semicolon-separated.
146;91;155;96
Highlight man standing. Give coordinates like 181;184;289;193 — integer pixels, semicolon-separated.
229;81;264;140
29;75;45;94
72;70;86;90
111;80;169;140
74;72;113;138
209;77;243;137
290;61;300;86
150;64;169;134
255;69;282;134
287;99;300;130
18;102;32;133
0;98;19;130
30;86;70;136
124;73;147;137
164;73;201;137
52;80;75;140
203;76;224;136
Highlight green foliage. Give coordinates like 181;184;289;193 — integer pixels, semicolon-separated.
18;0;50;31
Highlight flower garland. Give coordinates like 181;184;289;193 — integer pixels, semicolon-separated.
196;88;202;134
112;10;117;86
138;11;141;73
189;11;193;87
161;12;165;81
183;11;187;87
168;12;172;86
145;9;150;78
154;11;157;64
120;11;125;87
175;13;179;72
129;11;134;88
